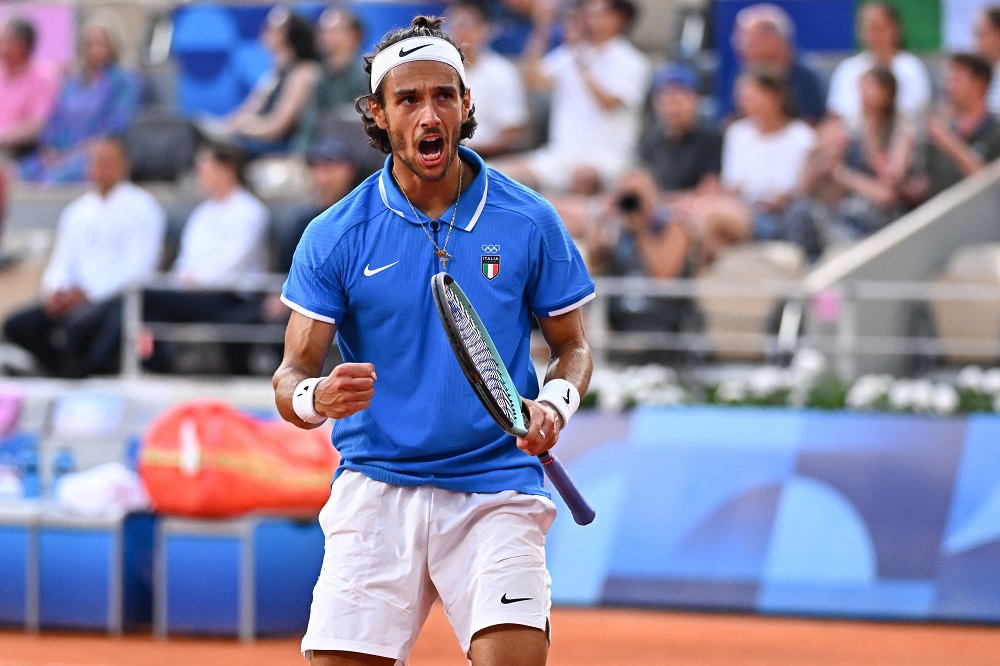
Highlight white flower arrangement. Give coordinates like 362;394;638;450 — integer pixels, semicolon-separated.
586;364;689;412
583;351;1000;417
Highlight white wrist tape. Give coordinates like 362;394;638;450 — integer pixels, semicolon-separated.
536;379;580;427
292;377;326;424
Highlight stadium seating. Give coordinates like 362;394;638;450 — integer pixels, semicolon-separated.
929;244;1000;364
695;242;806;360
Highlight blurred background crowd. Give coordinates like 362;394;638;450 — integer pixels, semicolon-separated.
0;0;998;379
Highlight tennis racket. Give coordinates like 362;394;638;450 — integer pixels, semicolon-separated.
431;272;595;526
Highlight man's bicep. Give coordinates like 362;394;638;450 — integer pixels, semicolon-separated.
281;311;338;376
538;309;587;348
536;309;592;393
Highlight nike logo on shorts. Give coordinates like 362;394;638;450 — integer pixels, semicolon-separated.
500;594;532;604
399;43;432;57
364;261;399;276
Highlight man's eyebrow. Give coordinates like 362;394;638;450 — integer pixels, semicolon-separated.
390;84;459;96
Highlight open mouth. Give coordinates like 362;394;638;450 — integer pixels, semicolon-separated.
418;136;445;164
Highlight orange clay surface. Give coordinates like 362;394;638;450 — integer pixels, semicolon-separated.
1;604;1000;666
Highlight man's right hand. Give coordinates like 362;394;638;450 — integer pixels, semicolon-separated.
44;289;87;319
314;363;377;419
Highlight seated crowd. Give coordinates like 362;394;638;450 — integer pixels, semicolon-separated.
2;0;1000;377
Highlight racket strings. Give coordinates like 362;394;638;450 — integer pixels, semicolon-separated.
445;287;519;425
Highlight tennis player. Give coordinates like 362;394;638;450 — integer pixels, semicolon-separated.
274;16;594;666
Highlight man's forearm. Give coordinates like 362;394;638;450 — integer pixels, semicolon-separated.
544;341;592;397
273;363;325;430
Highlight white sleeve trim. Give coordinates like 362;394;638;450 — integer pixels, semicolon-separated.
280;295;338;325
546;292;596;317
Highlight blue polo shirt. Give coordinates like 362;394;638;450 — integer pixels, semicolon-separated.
282;147;595;496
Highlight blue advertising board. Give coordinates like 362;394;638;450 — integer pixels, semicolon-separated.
547;407;1000;622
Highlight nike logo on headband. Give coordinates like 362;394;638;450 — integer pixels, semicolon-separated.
399;43;432;57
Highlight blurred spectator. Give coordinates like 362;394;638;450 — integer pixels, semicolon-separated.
683;69;816;264
0;170;7;267
215;8;321;157
973;5;1000;114
275;137;360;276
799;67;915;246
584;168;694;364
0;17;59;157
827;2;931;129
587;169;691;279
2;137;165;377
487;0;561;57
290;6;367;155
141;142;270;374
447;0;529;157
497;0;650;194
260;136;361;328
916;53;1000;201
639;64;722;193
726;3;826;124
19;17;139;184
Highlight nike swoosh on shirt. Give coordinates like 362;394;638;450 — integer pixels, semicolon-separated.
399;43;432;57
364;261;399;277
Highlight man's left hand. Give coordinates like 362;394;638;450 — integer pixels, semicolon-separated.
516;398;564;457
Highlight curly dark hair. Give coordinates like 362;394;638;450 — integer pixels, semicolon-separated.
354;15;477;154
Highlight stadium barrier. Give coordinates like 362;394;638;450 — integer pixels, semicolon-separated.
546;406;1000;623
4;390;1000;632
805;160;1000;377
118;273;1000;379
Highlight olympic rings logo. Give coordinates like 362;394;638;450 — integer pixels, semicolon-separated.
482;244;501;253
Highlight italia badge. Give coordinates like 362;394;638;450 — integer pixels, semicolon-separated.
481;244;500;280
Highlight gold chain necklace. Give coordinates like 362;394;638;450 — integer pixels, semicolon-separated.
393;159;463;270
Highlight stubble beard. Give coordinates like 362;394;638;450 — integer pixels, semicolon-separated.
387;119;462;184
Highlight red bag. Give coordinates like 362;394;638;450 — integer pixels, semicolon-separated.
139;400;338;517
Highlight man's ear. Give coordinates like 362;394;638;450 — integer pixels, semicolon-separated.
369;97;388;130
461;87;471;123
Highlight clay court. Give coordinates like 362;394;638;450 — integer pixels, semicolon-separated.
2;604;1000;666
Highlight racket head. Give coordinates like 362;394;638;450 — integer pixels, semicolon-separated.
431;272;529;438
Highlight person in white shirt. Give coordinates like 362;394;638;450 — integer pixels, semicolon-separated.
141;141;270;375
680;69;816;264
495;0;651;194
446;0;528;157
973;6;1000;115
827;2;931;129
2;137;165;377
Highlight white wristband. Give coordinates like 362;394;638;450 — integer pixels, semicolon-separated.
536;378;580;428
292;377;326;424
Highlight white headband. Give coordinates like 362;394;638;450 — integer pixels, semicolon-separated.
370;36;467;94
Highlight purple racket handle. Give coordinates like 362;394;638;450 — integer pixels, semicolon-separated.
538;451;595;525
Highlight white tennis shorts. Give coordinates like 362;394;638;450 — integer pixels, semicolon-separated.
301;470;557;664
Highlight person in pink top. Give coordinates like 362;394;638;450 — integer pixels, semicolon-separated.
0;16;59;156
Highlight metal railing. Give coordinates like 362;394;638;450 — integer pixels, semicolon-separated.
118;274;1000;379
119;274;287;378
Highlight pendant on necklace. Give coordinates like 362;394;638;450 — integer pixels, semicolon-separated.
436;249;452;270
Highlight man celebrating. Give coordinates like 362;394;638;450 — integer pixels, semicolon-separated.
273;15;594;666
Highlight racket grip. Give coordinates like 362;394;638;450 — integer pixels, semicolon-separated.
537;451;595;525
